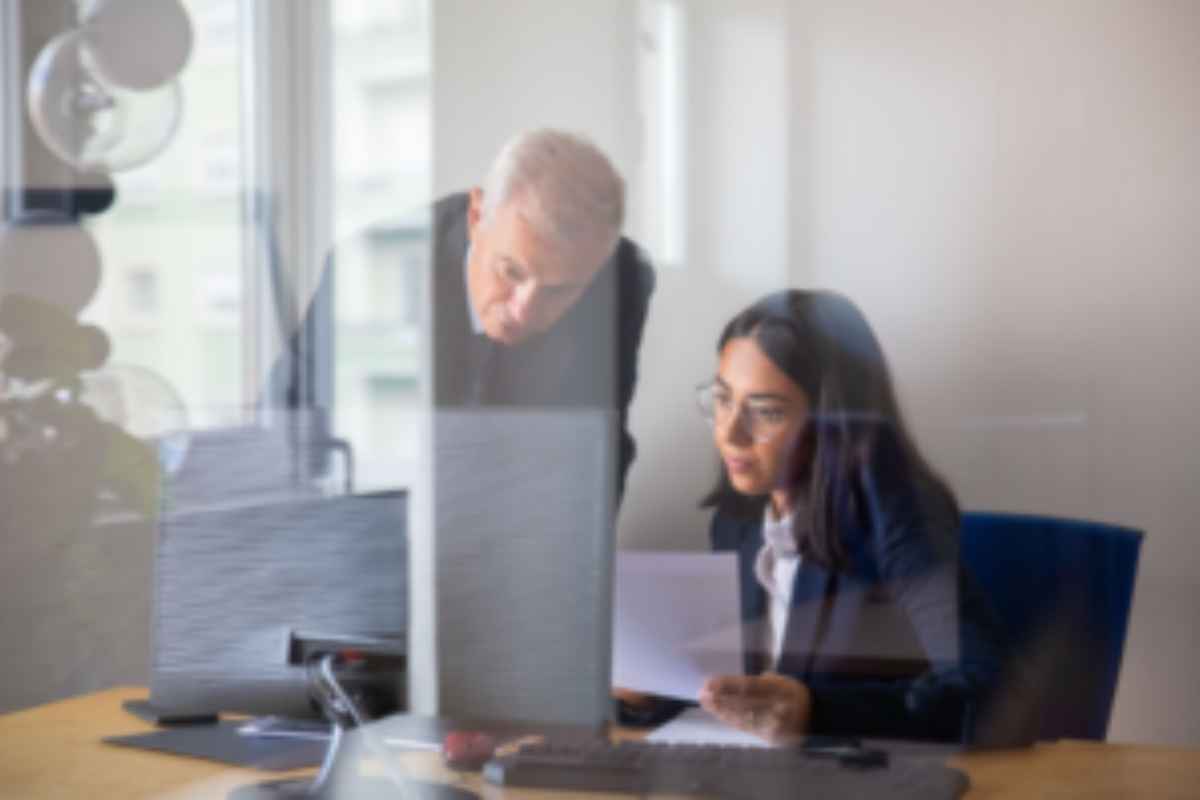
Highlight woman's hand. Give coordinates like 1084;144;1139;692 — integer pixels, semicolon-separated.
699;673;812;745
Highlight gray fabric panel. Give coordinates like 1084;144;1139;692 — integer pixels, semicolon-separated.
151;491;407;717
164;414;328;515
433;409;614;728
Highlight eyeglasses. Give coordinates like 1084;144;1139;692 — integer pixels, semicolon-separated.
491;256;583;307
493;256;532;289
695;381;793;443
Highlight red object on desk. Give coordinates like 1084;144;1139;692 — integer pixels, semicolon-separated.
441;731;497;771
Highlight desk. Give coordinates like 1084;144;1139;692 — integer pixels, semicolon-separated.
2;687;1198;799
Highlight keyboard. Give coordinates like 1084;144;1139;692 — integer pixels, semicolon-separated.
483;740;971;799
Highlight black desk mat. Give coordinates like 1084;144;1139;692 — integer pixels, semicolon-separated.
105;720;327;771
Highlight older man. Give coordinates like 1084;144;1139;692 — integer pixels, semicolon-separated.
430;130;655;497
273;130;654;498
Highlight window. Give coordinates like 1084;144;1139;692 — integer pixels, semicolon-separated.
10;0;432;488
366;231;423;326
79;0;246;428
203;272;241;322
126;268;159;315
330;0;431;492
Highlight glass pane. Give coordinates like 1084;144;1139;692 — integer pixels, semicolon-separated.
79;0;244;431
330;0;431;492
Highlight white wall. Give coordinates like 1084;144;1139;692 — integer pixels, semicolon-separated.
431;0;637;197
619;0;794;550
790;0;1200;745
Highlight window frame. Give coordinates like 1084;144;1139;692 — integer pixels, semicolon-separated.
240;0;335;418
1;0;22;221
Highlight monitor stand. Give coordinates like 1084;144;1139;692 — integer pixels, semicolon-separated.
230;768;476;799
227;724;477;800
228;653;478;800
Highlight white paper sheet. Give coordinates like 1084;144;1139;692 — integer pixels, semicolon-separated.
646;706;772;747
612;551;743;701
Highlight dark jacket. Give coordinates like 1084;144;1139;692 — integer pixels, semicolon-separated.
429;193;655;498
711;433;1002;742
269;193;655;499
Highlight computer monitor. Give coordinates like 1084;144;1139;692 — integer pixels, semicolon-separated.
146;420;408;720
406;406;617;731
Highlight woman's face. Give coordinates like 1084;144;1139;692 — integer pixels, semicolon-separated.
711;336;811;500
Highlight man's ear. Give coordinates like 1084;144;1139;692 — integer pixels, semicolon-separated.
466;187;485;241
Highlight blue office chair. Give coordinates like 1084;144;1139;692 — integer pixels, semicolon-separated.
960;511;1143;742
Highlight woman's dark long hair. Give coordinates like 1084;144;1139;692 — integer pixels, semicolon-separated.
701;289;958;570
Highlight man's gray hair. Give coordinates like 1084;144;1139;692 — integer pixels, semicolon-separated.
480;129;625;258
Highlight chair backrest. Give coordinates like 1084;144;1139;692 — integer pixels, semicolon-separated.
960;511;1142;741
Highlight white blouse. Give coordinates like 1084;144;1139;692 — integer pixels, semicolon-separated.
756;506;802;669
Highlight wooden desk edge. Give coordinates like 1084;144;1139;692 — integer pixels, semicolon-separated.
4;687;1200;799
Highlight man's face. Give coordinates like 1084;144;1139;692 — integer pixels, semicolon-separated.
465;188;609;346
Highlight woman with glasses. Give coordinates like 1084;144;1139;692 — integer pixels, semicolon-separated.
623;289;1000;744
